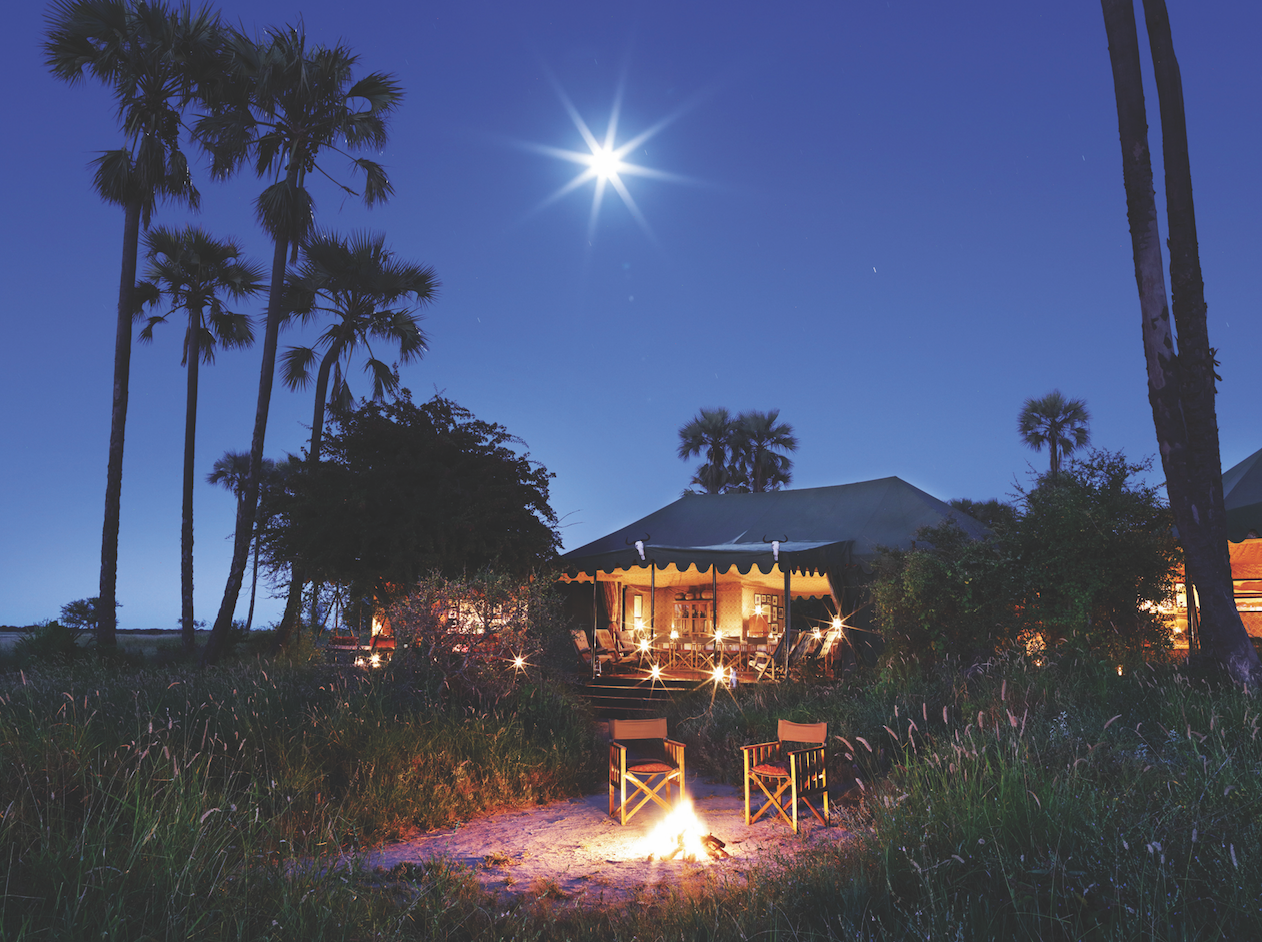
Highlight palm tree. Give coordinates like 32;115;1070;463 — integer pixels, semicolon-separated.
194;25;403;663
207;451;281;633
44;0;219;648
274;230;436;640
138;226;263;651
1102;0;1259;680
678;408;737;494
1018;391;1090;476
282;231;437;463
732;409;797;492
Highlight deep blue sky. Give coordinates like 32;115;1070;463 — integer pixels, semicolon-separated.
2;1;1259;629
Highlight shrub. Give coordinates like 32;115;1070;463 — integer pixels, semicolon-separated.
874;449;1179;666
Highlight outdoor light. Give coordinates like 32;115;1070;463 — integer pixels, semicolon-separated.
639;639;650;653
711;665;725;684
650;664;662;680
370;653;381;668
832;616;842;630
670;629;679;640
1117;665;1124;676
813;628;822;640
513;655;526;671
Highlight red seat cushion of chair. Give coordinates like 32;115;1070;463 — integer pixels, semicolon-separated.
628;761;676;774
752;761;790;777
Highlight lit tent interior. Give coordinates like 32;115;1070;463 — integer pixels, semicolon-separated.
558;477;988;654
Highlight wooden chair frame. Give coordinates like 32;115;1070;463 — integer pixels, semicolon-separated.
742;719;829;833
608;717;686;825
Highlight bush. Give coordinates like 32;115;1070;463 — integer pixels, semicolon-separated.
874;449;1179;665
11;619;87;666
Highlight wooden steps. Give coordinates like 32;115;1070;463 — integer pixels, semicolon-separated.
578;674;698;719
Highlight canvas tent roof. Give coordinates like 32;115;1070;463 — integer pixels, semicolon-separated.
1224;447;1262;542
558;476;988;578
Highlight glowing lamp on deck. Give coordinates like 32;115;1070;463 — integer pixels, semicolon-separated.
650;664;663;681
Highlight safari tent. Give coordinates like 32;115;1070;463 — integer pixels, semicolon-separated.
557;476;987;646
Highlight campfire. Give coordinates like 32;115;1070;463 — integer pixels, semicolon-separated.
636;799;730;862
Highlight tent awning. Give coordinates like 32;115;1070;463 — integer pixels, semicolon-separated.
559;477;987;579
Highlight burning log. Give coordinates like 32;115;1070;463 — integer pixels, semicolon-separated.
701;833;730;860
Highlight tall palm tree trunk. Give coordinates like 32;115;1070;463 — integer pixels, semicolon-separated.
181;314;201;653
1101;0;1259;681
245;539;259;632
275;340;344;646
98;196;142;649
203;230;290;664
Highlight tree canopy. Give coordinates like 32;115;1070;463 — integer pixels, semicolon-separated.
876;450;1179;664
262;392;559;600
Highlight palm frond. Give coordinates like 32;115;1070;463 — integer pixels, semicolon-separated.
281;345;318;391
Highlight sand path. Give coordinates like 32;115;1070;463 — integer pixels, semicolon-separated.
363;774;854;908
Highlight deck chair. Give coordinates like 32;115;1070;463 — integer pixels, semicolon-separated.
593;628;626;669
616;629;646;664
815;627;843;677
572;629;613;672
750;632;809;681
608;717;686;825
742;719;830;833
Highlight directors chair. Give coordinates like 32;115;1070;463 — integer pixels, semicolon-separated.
742;719;830;833
608;717;686;825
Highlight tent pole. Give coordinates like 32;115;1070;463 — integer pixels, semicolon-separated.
783;561;792;676
650;563;656;638
591;577;598;678
712;564;718;635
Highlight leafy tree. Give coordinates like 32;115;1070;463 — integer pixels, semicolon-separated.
59;597;116;632
273;230;437;641
138;226;263;650
1100;0;1260;682
1018;390;1090;476
949;497;1018;533
731;409;797;492
873;519;1021;665
44;0;219;648
677;407;737;494
875;450;1180;665
261;392;559;604
1014;451;1179;657
194;25;403;663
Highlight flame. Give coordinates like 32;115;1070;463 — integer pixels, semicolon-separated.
637;798;710;861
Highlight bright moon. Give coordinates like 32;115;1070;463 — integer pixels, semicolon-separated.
521;72;693;244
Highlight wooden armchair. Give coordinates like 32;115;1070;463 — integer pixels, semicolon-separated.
742;719;830;833
608;717;686;825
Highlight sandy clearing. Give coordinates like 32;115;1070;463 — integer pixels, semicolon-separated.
361;774;855;908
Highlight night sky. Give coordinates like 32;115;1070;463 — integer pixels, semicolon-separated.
2;1;1259;629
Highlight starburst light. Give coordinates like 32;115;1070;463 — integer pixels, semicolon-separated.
522;70;695;244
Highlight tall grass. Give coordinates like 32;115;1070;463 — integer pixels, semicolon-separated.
3;651;1259;940
0;656;600;940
